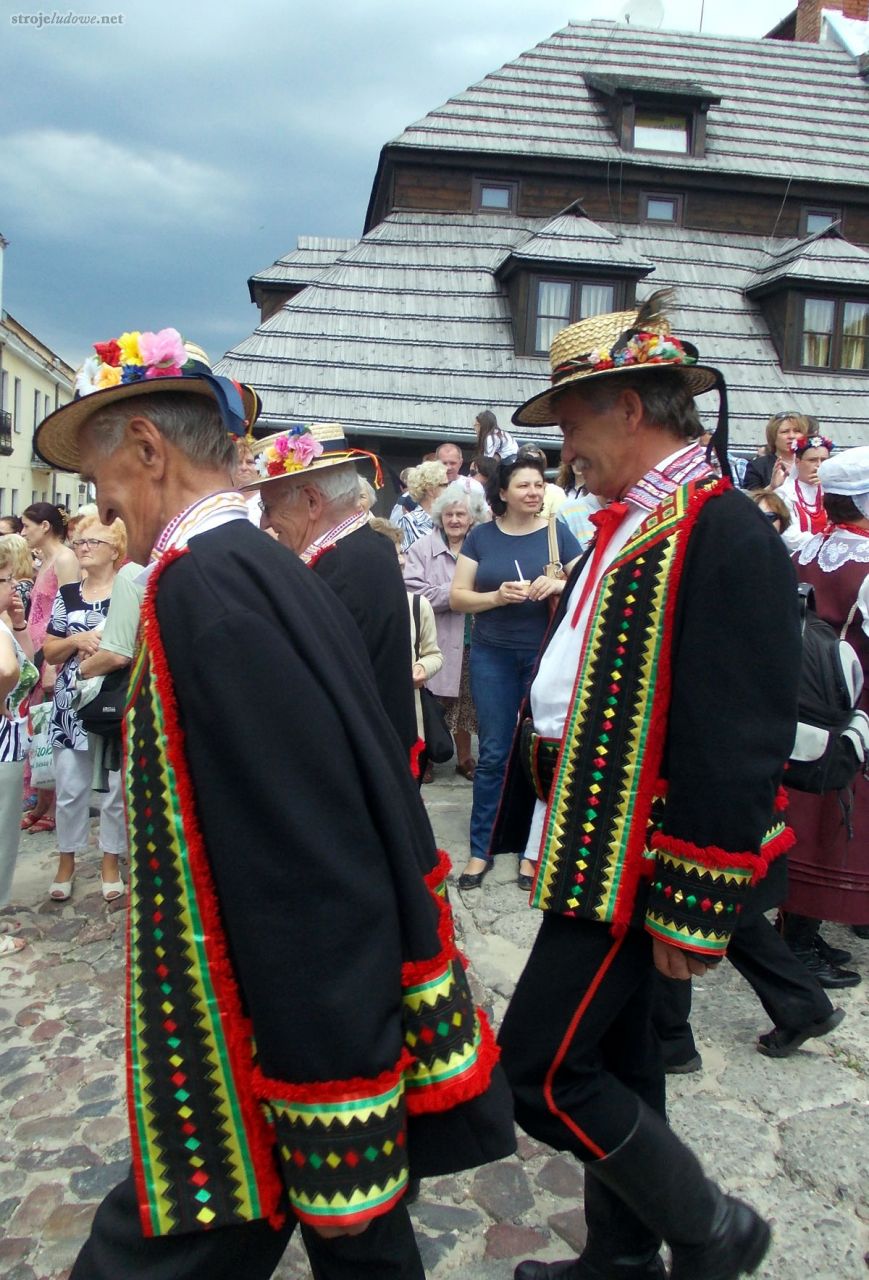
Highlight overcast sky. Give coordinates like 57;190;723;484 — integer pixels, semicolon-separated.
1;0;791;369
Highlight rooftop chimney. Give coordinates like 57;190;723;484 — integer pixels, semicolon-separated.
794;0;869;41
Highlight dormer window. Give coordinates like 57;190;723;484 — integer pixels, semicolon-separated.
801;296;869;370
531;278;619;354
474;178;517;213
583;74;718;160
801;207;841;237
634;111;690;153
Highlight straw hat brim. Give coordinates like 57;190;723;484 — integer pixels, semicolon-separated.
512;362;721;428
34;377;261;474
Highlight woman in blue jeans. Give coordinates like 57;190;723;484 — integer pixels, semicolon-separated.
450;454;581;890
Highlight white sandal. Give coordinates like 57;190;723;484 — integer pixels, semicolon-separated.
0;934;27;956
101;880;126;902
49;877;75;902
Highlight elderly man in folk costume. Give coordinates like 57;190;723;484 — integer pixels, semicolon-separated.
33;330;515;1280
242;423;419;769
490;293;802;1280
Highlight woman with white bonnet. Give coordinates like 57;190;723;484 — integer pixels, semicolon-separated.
781;445;869;981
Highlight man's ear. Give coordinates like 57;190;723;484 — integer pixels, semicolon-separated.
620;389;645;433
125;416;169;478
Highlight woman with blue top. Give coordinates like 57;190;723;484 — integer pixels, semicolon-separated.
450;455;581;890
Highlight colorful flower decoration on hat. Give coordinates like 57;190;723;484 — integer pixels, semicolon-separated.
260;425;325;477
75;327;193;398
552;331;697;386
790;434;833;455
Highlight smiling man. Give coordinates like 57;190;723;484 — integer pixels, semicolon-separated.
489;295;801;1280
32;329;514;1280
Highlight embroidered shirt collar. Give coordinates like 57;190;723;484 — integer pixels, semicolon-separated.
151;491;250;563
622;441;713;513
300;509;368;566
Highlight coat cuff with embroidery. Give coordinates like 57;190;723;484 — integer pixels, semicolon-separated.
644;814;793;956
254;1056;411;1230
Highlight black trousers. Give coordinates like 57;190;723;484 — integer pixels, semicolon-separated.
500;914;665;1159
653;910;834;1064
69;1171;425;1280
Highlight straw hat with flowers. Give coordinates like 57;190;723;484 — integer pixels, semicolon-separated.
513;290;721;428
34;327;262;473
242;423;383;491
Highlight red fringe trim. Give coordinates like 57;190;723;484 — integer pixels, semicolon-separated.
252;1050;414;1107
405;1006;501;1116
774;785;789;812
651;823;794;885
139;548;285;1229
611;478;729;932
401;848;456;989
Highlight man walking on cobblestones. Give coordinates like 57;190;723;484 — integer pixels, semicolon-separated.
491;294;801;1280
33;328;514;1280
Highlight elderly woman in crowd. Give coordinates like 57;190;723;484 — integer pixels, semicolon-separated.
19;502;80;834
0;538;39;957
450;454;581;890
782;447;869;980
742;411;815;491
398;460;448;551
42;517;128;902
0;534;35;620
778;434;833;553
403;480;488;781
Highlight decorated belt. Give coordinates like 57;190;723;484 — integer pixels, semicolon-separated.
519;718;560;802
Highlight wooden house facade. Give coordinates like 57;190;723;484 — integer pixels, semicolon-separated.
219;15;869;459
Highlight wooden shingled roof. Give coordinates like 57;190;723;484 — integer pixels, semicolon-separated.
218;20;869;451
218;207;867;448
387;19;869;187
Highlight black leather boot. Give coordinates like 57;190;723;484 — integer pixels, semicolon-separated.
514;1255;665;1279
589;1103;770;1280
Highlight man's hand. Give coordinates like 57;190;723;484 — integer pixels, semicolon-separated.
311;1221;371;1239
652;937;721;979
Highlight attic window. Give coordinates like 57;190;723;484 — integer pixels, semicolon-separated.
641;192;683;224
474;179;517;213
634;111;689;153
801;296;869;370
801;207;841;237
531;278;618;355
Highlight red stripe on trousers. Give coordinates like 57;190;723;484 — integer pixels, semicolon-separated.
541;931;627;1160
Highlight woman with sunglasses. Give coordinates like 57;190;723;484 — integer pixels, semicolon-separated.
42;517;128;902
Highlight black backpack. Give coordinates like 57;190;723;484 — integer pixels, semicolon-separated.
786;584;869;800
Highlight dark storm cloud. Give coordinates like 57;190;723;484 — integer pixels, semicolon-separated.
0;0;788;366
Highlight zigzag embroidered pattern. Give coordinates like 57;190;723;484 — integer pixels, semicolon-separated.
532;488;689;925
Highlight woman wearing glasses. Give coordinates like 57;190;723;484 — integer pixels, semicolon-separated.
42;518;128;902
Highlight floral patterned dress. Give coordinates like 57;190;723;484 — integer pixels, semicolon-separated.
46;583;111;752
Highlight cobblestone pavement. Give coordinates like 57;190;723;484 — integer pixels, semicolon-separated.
1;768;867;1279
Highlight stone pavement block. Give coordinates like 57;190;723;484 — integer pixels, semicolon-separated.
778;1102;869;1214
547;1206;588;1253
752;1180;867;1279
0;1237;31;1267
666;1097;778;1189
472;1162;535;1221
484;1221;550;1259
9;1183;67;1235
43;1200;101;1239
534;1156;584;1200
411;1201;484;1232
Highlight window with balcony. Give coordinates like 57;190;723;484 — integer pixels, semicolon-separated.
801;296;869;370
530;278;618;355
13;378;21;433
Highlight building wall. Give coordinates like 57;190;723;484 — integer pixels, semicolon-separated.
0;321;80;517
